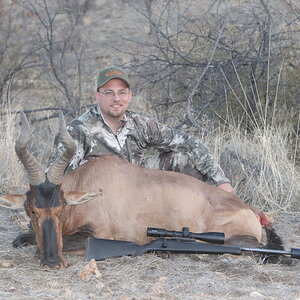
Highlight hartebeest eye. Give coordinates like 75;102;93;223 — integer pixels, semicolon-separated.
30;209;40;219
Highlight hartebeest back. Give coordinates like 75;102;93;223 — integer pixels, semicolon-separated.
0;112;273;269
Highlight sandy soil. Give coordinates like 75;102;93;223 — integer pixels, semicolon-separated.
0;207;300;300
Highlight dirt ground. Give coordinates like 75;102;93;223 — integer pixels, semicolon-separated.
0;207;300;300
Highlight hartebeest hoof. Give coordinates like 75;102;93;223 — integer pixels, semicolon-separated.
40;256;68;270
41;261;68;270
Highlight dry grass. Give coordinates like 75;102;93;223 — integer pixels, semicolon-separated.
216;124;300;211
0;102;58;195
0;111;26;194
208;57;300;211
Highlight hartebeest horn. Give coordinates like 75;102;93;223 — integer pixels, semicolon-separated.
15;112;45;185
47;112;77;185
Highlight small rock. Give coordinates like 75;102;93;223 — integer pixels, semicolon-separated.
96;282;105;291
10;215;19;221
63;288;72;298
250;291;267;298
0;260;13;268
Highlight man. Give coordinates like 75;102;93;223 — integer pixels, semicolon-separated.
13;65;234;247
51;66;234;193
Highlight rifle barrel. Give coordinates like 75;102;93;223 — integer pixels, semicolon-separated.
241;246;300;258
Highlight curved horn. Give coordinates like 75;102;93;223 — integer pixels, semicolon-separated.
15;112;45;185
47;111;77;185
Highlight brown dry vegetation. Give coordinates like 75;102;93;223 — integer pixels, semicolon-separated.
0;0;300;299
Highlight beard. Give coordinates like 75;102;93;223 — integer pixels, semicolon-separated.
107;106;126;119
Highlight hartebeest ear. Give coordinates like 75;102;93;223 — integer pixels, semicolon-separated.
0;194;27;209
62;191;101;206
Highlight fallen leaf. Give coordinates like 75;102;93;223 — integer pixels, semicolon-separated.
79;259;101;281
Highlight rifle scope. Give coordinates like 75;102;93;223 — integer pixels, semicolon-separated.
147;227;225;244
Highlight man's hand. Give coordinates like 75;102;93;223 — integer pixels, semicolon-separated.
217;182;234;194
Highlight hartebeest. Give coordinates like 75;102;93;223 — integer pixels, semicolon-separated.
0;112;280;269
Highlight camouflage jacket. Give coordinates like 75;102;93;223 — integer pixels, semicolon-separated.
50;105;230;185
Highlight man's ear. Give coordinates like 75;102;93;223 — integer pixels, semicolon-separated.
94;90;101;103
62;191;101;206
0;194;27;209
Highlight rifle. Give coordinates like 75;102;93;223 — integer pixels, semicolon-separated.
85;227;300;261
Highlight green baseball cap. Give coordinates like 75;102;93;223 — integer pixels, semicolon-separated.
97;66;130;90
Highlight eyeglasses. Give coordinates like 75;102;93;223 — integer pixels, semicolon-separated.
99;89;130;98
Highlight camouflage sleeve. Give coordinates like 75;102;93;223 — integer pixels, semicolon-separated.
169;131;230;185
133;114;230;185
47;121;91;173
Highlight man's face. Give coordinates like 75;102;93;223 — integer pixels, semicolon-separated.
95;79;132;121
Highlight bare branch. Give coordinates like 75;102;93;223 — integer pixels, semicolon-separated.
186;21;227;127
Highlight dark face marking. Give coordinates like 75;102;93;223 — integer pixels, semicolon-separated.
40;218;62;267
32;180;61;208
